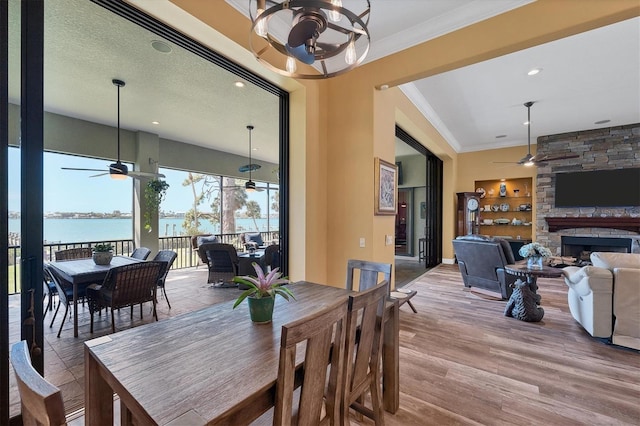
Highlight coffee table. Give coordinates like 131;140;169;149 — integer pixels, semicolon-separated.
503;264;563;322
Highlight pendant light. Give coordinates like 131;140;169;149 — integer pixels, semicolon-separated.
245;125;256;192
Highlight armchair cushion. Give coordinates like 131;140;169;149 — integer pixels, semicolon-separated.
197;235;219;246
591;252;640;270
242;232;264;249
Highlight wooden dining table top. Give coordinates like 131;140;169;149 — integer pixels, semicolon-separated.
84;281;359;425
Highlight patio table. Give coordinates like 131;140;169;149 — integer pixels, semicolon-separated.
84;281;400;425
47;256;142;337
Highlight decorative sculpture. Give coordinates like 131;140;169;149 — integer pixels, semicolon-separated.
504;280;544;322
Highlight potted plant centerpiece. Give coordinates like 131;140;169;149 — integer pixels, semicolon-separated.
92;243;114;265
233;263;295;324
519;241;552;269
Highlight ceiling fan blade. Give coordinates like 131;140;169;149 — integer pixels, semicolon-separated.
61;167;107;172
90;172;109;178
239;164;262;173
285;43;315;64
127;170;166;179
288;18;319;48
533;153;580;163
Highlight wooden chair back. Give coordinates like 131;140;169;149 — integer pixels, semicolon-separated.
346;259;392;292
274;299;348;426
54;247;92;261
342;280;389;425
10;340;67;426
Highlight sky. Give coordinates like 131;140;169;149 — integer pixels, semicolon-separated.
8;148;276;215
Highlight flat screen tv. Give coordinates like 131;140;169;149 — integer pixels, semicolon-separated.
555;168;640;207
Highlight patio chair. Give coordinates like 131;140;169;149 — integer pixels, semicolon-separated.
273;299;348;425
152;250;178;308
260;243;281;271
45;264;88;338
10;340;67;426
240;232;265;251
130;246;151;260
86;261;163;333
43;270;58;314
54;247;92;261
342;280;389;425
198;243;239;285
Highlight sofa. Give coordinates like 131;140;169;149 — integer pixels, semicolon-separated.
563;252;640;350
452;235;518;299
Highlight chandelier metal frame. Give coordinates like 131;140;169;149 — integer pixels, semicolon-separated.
249;0;371;79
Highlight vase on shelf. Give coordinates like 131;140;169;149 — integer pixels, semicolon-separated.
527;256;544;269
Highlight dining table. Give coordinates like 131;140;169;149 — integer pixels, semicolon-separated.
46;256;143;337
84;281;400;425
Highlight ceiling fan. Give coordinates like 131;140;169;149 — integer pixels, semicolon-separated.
62;79;165;180
495;101;579;166
237;125;267;192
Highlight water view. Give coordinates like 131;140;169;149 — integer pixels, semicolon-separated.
8;217;279;243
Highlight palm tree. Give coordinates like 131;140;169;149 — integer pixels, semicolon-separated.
245;200;262;231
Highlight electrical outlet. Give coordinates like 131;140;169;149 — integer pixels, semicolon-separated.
359;237;365;248
385;235;393;246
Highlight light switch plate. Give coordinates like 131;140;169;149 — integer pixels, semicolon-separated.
385;235;393;245
359;237;365;248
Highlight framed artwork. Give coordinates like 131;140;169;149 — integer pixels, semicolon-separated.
374;157;397;215
420;201;426;219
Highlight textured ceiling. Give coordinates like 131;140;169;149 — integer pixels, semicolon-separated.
8;0;640;166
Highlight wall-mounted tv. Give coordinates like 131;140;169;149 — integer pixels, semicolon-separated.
555;168;640;207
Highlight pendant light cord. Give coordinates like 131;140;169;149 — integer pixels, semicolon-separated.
117;84;121;162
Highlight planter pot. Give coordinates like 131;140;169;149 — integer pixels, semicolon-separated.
93;251;113;265
247;296;275;324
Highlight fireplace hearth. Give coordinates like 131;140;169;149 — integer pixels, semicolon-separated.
561;236;632;261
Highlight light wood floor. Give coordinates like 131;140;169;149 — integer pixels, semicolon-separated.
10;264;640;424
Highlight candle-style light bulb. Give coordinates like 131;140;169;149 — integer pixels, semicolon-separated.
255;0;267;37
345;40;356;65
329;0;342;22
286;56;297;74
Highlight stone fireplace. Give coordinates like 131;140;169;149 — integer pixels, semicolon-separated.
534;123;640;255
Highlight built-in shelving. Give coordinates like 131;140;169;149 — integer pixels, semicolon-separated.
475;177;533;240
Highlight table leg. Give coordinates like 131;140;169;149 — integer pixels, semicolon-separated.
73;284;78;337
85;345;113;425
383;299;400;413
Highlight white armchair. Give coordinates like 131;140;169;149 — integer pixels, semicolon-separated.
563;252;640;350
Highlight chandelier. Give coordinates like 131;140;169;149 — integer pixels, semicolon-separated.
249;0;371;79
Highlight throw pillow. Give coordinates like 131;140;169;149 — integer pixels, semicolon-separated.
197;235;219;246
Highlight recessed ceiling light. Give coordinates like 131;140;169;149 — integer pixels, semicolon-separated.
252;147;258;151
495;134;507;139
523;121;530;126
152;121;159;125
527;68;542;76
378;84;389;90
594;119;611;125
151;40;172;54
234;81;245;88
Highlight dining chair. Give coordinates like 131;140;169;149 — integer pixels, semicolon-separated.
10;340;67;426
43;270;58;315
45;264;88;338
54;247;92;261
198;243;239;285
347;259;417;312
260;244;281;271
346;259;392;292
273;299;348;426
86;261;163;333
152;249;178;308
130;246;151;260
342;280;389;425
